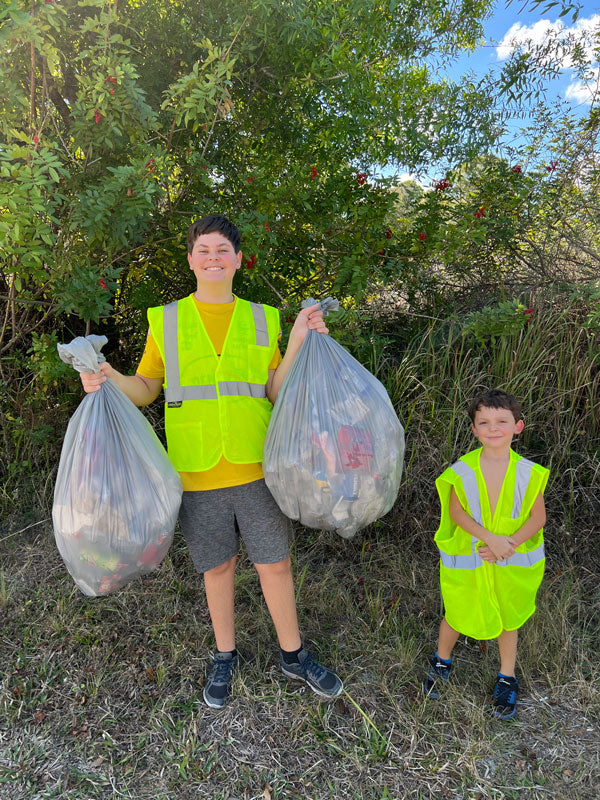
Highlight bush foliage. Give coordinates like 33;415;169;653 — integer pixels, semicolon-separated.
0;0;598;528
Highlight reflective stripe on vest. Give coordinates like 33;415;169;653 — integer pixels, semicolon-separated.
450;460;482;525
163;300;270;407
512;457;534;519
450;455;536;523
439;541;545;570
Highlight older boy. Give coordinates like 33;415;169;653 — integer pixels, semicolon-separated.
424;389;549;719
82;214;343;708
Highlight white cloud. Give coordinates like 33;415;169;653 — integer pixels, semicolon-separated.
496;15;600;105
496;14;600;67
565;67;600;104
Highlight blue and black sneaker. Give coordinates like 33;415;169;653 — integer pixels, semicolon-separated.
423;655;452;699
203;651;238;709
490;675;519;720
280;648;343;698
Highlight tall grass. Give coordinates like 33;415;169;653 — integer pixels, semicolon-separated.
386;303;599;554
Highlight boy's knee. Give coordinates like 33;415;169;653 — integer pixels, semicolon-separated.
204;555;237;578
254;557;291;578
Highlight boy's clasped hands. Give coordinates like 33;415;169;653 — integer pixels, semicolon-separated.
478;535;516;563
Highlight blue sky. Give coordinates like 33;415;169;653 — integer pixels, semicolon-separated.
396;1;599;179
457;0;600;107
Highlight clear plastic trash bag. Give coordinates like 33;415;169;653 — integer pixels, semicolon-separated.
263;299;405;539
52;335;183;596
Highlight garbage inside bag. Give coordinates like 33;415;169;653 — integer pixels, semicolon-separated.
52;335;182;596
263;299;405;538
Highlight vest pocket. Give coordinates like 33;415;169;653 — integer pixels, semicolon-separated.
166;417;204;471
247;343;272;378
497;515;524;538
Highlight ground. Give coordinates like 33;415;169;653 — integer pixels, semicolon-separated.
1;518;598;800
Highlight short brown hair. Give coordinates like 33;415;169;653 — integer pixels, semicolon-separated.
187;214;241;254
468;389;522;423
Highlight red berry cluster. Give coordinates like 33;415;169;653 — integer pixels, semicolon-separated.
145;158;155;172
310;166;318;179
94;109;102;124
264;222;271;232
99;278;108;290
523;307;534;321
418;231;426;242
546;160;558;172
245;254;258;268
511;165;522;174
247;176;254;183
356;172;367;186
473;207;485;219
385;227;392;239
33;135;39;144
433;178;451;191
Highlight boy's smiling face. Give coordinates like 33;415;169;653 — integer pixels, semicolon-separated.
471;405;524;451
187;231;242;288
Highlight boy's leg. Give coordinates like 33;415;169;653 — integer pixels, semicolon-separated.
491;628;519;719
254;558;342;698
497;628;518;676
438;617;460;660
424;618;459;697
254;558;301;651
204;555;237;651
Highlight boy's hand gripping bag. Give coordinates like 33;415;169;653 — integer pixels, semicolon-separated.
52;335;183;596
263;299;405;538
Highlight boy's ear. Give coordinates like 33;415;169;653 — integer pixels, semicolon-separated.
471;423;477;437
187;252;193;269
515;419;524;434
235;250;242;270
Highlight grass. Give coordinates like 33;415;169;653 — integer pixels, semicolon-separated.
0;292;598;798
1;519;598;800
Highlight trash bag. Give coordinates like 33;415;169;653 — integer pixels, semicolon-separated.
263;299;405;538
52;335;183;596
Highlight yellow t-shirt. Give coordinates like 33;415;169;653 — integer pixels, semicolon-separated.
137;295;282;491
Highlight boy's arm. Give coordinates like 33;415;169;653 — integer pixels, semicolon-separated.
266;304;328;403
80;362;162;406
448;487;516;561
478;493;546;561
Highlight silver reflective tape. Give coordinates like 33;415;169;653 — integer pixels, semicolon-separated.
439;551;483;570
512;457;534;519
439;541;545;570
450;460;482;525
219;381;266;399
163;301;181;400
165;384;218;403
249;302;269;347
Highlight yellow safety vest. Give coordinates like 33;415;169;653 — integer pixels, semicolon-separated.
434;448;549;640
147;295;279;472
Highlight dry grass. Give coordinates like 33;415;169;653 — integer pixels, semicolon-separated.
1;516;598;800
1;294;598;798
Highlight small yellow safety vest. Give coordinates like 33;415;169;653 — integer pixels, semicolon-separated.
434;448;549;640
147;295;279;472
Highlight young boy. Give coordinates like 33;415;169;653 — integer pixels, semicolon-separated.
424;389;549;719
81;214;343;708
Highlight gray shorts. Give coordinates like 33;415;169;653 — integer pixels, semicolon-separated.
178;479;293;573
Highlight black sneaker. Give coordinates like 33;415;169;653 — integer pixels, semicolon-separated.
423;655;452;699
280;648;343;698
490;675;518;720
203;651;238;709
